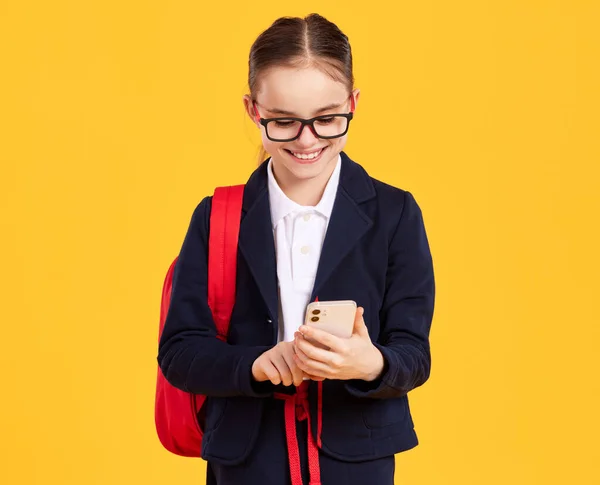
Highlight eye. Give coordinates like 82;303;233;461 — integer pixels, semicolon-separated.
315;117;336;125
273;120;296;127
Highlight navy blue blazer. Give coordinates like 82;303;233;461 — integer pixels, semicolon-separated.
157;151;435;465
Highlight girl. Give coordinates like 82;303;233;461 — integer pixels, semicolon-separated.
158;13;435;485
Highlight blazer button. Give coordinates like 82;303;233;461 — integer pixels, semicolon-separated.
266;318;272;324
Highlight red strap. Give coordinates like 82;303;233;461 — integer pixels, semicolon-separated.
313;297;323;448
274;382;322;485
196;185;244;415
207;185;244;338
317;381;323;448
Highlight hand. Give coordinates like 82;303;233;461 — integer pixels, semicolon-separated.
293;307;385;381
251;341;324;386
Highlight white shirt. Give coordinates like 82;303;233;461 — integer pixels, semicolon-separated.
267;155;342;343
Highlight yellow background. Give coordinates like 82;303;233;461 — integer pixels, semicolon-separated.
1;1;599;484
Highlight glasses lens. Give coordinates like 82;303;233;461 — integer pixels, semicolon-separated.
266;120;302;141
313;115;348;138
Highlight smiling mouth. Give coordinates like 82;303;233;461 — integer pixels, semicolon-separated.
285;147;326;162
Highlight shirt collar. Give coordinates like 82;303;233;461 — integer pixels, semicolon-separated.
267;153;341;229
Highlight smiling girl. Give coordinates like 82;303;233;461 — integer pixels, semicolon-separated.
158;13;435;485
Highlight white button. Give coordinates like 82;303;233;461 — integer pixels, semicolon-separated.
300;245;310;254
303;214;311;221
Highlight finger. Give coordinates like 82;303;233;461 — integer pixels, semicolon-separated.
270;352;294;386
294;353;331;378
303;371;326;381
259;358;281;385
295;333;337;364
296;343;344;372
282;345;306;386
294;346;333;378
298;325;344;353
290;343;325;381
252;366;268;382
352;306;369;337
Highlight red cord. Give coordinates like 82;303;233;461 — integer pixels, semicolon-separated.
274;381;322;485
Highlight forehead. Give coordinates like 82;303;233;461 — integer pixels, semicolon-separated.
255;65;348;116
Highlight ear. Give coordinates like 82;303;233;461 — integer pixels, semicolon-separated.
351;88;360;110
243;95;259;126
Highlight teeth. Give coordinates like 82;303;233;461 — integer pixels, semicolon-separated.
291;149;322;160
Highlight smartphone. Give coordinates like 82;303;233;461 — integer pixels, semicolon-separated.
303;300;357;339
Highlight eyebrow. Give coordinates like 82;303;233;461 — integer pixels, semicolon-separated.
266;101;346;117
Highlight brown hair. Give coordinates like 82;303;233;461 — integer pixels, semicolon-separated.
248;13;354;164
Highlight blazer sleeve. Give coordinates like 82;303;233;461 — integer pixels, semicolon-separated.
345;190;435;399
157;196;274;398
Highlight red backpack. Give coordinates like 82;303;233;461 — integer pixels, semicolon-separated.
155;185;245;457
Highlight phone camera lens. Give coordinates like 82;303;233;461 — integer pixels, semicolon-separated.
311;316;319;322
312;309;321;315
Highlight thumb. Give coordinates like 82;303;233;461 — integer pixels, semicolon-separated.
353;307;369;337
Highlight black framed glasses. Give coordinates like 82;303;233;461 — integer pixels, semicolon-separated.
252;95;355;142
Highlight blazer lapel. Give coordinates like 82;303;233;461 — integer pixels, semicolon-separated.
237;162;279;325
310;152;376;301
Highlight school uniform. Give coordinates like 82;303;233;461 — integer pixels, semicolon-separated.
157;151;435;484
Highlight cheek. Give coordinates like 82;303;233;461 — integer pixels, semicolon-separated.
260;131;280;155
329;134;348;151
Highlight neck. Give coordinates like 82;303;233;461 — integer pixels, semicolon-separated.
272;159;337;206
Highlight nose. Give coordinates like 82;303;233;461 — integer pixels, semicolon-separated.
295;123;319;147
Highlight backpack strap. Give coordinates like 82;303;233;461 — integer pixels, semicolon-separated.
207;185;245;340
